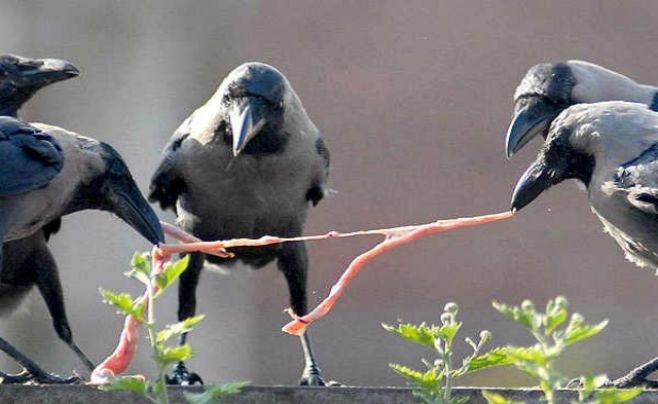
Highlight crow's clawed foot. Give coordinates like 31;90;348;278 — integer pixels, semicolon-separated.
0;369;81;385
166;362;203;386
299;367;340;386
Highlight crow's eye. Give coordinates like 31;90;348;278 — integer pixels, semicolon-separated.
0;69;7;80
253;94;268;104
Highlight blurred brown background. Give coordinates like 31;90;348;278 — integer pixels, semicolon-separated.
1;0;657;387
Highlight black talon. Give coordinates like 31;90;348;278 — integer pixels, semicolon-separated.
166;362;203;386
300;368;325;386
0;369;80;385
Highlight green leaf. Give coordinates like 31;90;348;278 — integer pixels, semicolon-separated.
124;269;151;285
99;375;147;396
438;322;462;348
156;344;193;365
505;346;549;366
564;318;608;347
482;391;524;404
131;252;151;273
157;315;206;343
544;298;568;335
156;255;190;292
383;322;441;349
184;381;250;404
99;288;144;322
126;252;152;285
466;347;516;373
493;301;540;331
389;363;442;392
594;388;642;404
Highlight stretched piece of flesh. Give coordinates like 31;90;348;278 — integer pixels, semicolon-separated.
282;211;513;335
91;211;513;383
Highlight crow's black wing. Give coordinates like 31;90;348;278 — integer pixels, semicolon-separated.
614;143;658;214
0;117;63;196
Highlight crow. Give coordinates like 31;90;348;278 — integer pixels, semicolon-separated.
0;54;99;376
0;112;163;383
149;62;331;386
506;60;658;158
511;101;658;387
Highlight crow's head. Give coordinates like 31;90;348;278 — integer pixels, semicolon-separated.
68;140;164;245
505;61;651;158
505;62;576;158
217;62;295;156
510;102;599;212
0;54;79;116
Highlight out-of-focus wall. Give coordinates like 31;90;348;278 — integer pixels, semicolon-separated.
1;0;658;386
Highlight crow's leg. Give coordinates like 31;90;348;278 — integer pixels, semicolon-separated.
0;336;80;384
607;356;658;388
166;252;205;386
278;241;330;386
32;235;95;371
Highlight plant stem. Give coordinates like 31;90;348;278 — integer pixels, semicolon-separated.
532;329;556;404
441;345;452;403
146;279;169;404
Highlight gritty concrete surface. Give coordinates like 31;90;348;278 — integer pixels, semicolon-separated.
0;386;656;404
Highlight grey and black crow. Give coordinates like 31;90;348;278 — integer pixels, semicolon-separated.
511;101;658;387
506;60;658;158
0;54;79;118
0;55;98;378
149;62;331;386
0;114;163;381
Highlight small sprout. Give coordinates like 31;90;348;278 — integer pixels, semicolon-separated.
386;303;511;404
440;312;453;325
98;252;247;404
465;337;477;351
521;299;534;312
444;302;459;315
554;296;567;310
479;330;491;344
491;297;626;404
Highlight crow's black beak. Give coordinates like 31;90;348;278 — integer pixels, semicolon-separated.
506;98;562;158
511;159;564;212
110;179;164;245
20;58;80;89
229;98;266;156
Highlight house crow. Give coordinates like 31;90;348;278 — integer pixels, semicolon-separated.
0;113;163;383
506;60;658;158
149;62;331;386
0;54;99;375
511;101;658;387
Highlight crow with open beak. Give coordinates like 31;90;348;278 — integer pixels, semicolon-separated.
149;62;331;386
0;112;163;383
506;60;658;158
511;101;658;387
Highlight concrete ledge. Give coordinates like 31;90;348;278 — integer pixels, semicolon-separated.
0;385;656;403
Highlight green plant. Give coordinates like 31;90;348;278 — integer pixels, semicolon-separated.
489;296;641;404
99;252;248;404
383;302;513;404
